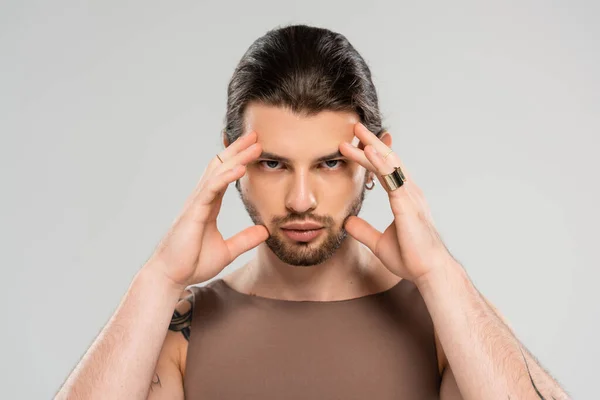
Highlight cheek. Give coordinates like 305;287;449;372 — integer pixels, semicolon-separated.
346;165;368;191
240;167;264;193
317;164;365;189
328;169;366;215
240;170;281;207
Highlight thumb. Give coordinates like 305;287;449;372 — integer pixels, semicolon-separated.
344;216;382;254
225;224;270;261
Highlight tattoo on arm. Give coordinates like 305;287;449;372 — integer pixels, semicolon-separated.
519;345;559;400
168;291;194;341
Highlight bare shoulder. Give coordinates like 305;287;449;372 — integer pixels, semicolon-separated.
147;288;195;399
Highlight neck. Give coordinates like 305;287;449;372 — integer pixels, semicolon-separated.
239;236;381;301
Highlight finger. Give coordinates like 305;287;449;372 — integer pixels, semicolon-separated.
195;164;247;207
344;216;382;254
339;142;377;173
186;139;261;215
364;145;395;175
225;224;270;261
364;145;413;209
213;141;262;176
354;123;391;157
206;131;258;175
340;142;377;173
354;123;412;181
198;131;258;191
216;130;258;164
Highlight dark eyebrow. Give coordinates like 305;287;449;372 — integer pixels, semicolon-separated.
259;150;345;163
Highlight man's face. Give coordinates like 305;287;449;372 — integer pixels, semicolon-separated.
235;103;369;267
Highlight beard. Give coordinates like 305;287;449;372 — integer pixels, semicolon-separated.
237;182;367;267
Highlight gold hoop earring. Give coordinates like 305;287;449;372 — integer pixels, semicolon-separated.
365;180;376;190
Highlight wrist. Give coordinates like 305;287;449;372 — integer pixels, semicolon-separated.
414;258;468;294
137;261;188;297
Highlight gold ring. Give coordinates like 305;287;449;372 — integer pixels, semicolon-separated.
382;148;393;161
382;166;407;191
216;154;224;163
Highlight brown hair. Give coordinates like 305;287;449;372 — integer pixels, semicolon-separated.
224;24;385;144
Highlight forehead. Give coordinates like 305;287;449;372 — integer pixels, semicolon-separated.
243;103;359;157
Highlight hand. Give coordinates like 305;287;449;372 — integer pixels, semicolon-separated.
339;123;455;282
146;131;269;289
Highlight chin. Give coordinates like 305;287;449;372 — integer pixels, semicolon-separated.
265;227;348;267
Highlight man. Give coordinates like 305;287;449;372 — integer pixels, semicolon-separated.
56;25;569;399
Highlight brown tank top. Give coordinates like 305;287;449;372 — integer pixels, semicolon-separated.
183;278;441;399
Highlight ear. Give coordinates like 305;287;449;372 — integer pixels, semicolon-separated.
379;131;393;148
222;131;230;148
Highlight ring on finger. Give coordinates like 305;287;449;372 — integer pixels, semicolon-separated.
382;166;407;191
382;148;393;161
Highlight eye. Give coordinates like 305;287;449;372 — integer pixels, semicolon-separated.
258;159;347;171
259;160;283;170
321;159;346;170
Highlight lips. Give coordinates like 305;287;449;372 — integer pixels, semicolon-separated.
281;222;324;230
281;227;324;242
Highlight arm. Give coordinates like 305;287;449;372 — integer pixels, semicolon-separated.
53;133;267;399
338;123;570;399
147;289;194;399
54;264;186;399
416;261;570;400
146;331;185;400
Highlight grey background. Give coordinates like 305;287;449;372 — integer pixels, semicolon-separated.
1;0;598;398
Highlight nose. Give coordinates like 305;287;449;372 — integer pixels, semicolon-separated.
284;170;317;214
